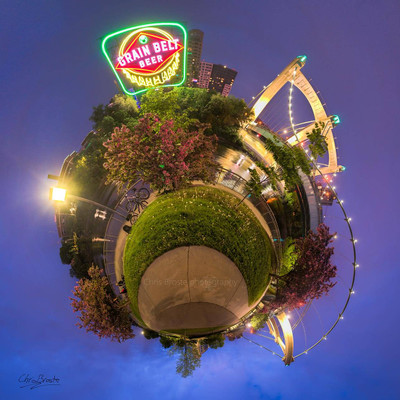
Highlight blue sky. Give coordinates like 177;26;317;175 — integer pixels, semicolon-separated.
0;1;399;398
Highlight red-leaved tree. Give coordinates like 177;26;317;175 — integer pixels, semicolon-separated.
103;114;218;192
265;224;337;312
70;265;135;342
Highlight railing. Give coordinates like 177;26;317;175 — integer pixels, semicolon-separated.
213;167;282;266
102;185;141;298
101;170;283;299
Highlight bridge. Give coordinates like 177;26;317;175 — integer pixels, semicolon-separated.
250;56;343;175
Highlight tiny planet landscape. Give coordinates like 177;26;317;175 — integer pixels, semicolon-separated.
1;1;399;399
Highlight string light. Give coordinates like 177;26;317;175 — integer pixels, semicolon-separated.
222;61;358;363
262;60;359;360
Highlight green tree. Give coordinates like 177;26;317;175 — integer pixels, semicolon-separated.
69;134;109;198
236;161;280;208
90;94;139;137
264;136;311;189
236;167;265;208
245;168;264;198
140;87;199;131
63;95;140;200
142;329;159;340
201;94;253;148
201;333;225;349
140;87;253;148
306;122;328;160
59;240;74;264
280;237;298;276
282;191;304;238
266;224;337;312
70;255;90;279
250;313;270;331
225;326;245;341
159;336;174;349
64;233;94;279
256;161;280;191
175;343;201;378
70;265;135;342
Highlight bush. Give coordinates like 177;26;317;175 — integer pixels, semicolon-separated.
201;333;225;349
124;186;276;319
250;313;269;331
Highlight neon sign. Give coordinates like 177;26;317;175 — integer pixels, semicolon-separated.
102;22;187;96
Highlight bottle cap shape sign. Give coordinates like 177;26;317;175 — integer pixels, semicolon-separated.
102;22;187;96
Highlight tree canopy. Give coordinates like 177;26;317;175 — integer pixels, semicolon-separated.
264;136;311;189
175;343;201;378
70;266;135;342
265;224;337;312
69;89;251;198
159;336;174;349
201;333;225;349
90;94;139;137
140;87;253;148
142;329;159;340
250;313;270;331
103;114;218;192
306;122;328;160
255;161;280;191
69;134;108;198
280;237;298;276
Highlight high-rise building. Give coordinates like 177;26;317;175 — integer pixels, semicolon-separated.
198;61;213;89
198;62;237;96
186;29;204;86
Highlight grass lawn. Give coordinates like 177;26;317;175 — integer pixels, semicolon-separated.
124;186;276;321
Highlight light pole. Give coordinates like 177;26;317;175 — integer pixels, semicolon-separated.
49;187;127;220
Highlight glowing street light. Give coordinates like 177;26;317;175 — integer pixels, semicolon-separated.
49;187;67;202
49;186;126;219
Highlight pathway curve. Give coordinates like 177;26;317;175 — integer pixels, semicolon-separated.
138;246;250;333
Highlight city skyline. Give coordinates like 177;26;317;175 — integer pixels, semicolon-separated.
187;28;238;95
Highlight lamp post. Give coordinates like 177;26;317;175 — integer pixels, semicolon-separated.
49;187;127;220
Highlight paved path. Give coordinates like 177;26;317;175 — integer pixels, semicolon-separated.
138;246;251;333
113;191;158;283
113;183;273;291
111;183;275;329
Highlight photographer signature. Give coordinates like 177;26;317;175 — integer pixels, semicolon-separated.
18;373;60;389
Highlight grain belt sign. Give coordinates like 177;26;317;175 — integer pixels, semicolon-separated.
101;22;187;96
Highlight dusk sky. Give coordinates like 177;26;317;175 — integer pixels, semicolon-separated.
1;1;399;399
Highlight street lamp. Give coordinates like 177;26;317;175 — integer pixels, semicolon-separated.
49;186;127;219
49;187;67;202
